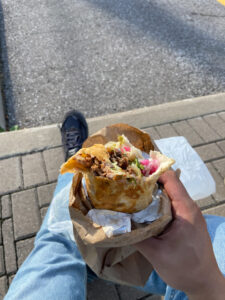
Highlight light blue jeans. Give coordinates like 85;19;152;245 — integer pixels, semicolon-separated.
5;174;225;300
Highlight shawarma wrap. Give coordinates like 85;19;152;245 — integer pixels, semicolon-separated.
61;135;175;213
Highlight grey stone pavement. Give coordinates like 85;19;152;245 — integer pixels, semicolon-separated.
0;94;225;299
0;0;225;128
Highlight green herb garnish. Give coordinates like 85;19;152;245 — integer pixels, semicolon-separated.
134;158;144;170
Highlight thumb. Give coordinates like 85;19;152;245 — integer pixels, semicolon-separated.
158;170;195;217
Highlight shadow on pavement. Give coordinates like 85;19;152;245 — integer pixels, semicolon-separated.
0;1;16;128
83;0;225;79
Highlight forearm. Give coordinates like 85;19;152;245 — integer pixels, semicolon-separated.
187;273;225;300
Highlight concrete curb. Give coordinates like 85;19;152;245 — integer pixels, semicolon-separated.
0;90;6;130
88;93;225;133
0;93;225;159
0;124;62;159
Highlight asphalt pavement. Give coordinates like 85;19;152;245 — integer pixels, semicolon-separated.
0;0;225;128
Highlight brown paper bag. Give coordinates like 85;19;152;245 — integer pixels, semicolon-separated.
69;124;173;287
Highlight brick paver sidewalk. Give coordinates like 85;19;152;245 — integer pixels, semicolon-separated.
0;95;225;299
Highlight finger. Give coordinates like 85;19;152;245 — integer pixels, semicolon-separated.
159;170;191;202
158;170;195;216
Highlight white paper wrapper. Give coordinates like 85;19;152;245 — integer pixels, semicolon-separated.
87;210;131;238
132;190;162;223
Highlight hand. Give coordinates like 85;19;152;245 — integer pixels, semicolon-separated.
135;170;225;300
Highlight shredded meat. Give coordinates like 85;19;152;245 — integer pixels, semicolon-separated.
91;164;101;175
118;156;129;169
90;158;103;176
90;157;112;177
77;154;94;167
85;149;130;178
109;149;120;163
109;150;129;170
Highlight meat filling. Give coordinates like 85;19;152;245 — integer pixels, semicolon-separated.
82;149;133;178
90;158;112;177
78;149;139;178
109;149;129;170
108;150;136;176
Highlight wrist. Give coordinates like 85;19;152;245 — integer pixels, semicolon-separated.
187;272;225;300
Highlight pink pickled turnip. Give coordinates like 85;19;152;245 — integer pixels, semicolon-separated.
121;146;131;153
124;146;130;152
140;159;149;166
149;159;159;174
140;159;159;176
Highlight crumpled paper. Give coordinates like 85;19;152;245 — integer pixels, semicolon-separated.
155;136;216;200
87;209;131;237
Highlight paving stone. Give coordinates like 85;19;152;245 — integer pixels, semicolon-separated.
188;117;220;143
217;140;225;154
195;143;223;162
8;274;15;286
212;158;225;178
155;124;178;139
22;153;47;188
204;114;225;138
43;148;64;181
0;276;8;299
218;112;225;122
0;157;22;195
206;163;225;202
172;120;203;146
16;237;35;267
203;203;225;217
40;207;48;221
1;195;12;219
12;189;41;240
116;284;151;300
0;224;2;245
0;247;5;276
37;182;56;207
2;219;17;274
197;196;216;209
87;279;119;300
143;127;161;141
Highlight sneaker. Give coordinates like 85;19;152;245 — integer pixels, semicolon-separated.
61;110;88;161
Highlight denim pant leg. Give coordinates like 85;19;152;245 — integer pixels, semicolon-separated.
5;174;87;300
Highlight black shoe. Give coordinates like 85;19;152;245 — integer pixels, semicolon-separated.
61;110;88;161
